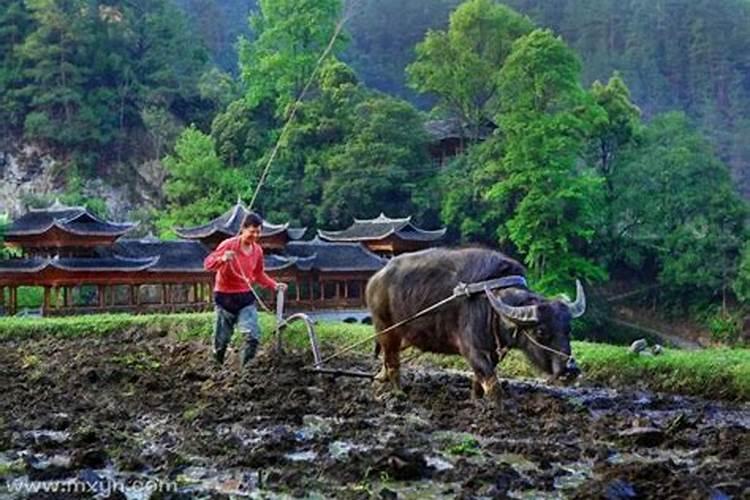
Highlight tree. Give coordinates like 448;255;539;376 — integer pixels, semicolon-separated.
238;0;344;114
0;0;33;130
407;0;532;137
586;72;642;266
490;29;608;291
0;213;12;259
317;94;429;227
733;240;750;304
18;0;100;149
156;126;246;238
612;112;747;306
439;137;506;245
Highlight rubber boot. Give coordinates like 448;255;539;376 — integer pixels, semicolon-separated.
241;338;259;368
212;347;226;367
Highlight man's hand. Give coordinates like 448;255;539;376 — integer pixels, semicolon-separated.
222;250;235;263
276;282;288;293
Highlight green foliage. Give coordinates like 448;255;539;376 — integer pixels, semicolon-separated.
16;286;43;309
439;135;506;245
239;0;345;114
612;112;747;306
157;125;247;238
446;437;481;456
574;341;750;401
490;29;607;291
733;239;750;304
0;213;11;260
705;310;744;345
317;94;429;227
407;0;532;135
112;352;161;371
0;0;209;171
0;0;32;130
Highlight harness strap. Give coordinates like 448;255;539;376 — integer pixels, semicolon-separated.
453;275;527;297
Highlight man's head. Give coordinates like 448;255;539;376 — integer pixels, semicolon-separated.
239;212;263;244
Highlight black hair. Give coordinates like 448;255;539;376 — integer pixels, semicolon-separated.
242;212;263;229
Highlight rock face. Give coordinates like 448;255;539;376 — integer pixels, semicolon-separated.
0;144;59;216
0;143;138;220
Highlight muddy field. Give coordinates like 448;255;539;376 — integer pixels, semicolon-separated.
1;330;749;499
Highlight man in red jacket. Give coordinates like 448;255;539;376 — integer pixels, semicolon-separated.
204;212;287;368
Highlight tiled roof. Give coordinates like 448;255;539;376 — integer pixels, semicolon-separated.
108;238;210;272
317;213;446;243
285;237;387;272
174;200;306;241
5;199;135;237
424;118;495;142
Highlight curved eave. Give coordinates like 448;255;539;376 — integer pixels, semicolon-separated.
147;267;210;273
261;222;290;238
395;226;448;241
0;256;159;273
174;226;234;239
317;227;398;242
287;227;308;240
6;220;137;237
49;256;160;272
0;260;50;273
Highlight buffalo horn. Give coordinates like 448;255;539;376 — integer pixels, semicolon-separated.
484;286;539;323
562;279;586;318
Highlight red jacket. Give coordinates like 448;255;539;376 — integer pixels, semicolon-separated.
203;237;277;293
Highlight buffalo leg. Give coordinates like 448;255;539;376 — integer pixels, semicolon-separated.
465;345;502;406
372;320;402;391
472;377;485;400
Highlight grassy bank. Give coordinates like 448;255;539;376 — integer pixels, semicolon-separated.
1;312;748;401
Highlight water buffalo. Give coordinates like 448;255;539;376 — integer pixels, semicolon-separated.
366;247;585;404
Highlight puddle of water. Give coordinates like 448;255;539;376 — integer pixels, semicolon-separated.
607;448;699;468
284;450;318;462
328;440;369;461
493;453;539;473
20;430;70;445
425;455;454;471
552;461;593;490
509;489;565;499
367;480;463;500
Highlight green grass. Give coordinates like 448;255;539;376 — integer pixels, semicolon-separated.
1;312;748;401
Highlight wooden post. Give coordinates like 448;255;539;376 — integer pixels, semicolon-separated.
11;287;17;316
161;284;167;305
63;287;69;308
43;286;50;316
98;285;106;308
0;286;4;313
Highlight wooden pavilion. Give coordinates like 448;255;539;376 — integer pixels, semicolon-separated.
0;201;389;316
317;213;446;257
0;201;215;316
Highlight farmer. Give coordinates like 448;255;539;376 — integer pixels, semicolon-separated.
203;212;287;368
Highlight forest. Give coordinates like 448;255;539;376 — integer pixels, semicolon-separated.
0;0;748;339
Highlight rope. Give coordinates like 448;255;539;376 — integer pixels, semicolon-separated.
308;292;461;368
520;330;572;360
248;4;353;210
225;236;274;313
305;275;531;368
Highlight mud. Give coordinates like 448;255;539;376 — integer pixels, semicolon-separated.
0;330;748;499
